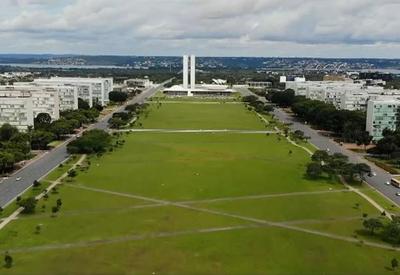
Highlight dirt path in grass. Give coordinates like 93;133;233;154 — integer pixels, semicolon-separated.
3;214;399;254
62;183;397;252
68;184;349;204
2;225;261;254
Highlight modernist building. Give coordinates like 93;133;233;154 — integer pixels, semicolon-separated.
14;82;79;111
246;81;272;89
124;78;153;90
0;87;60;121
366;99;400;140
0;91;34;130
164;55;233;97
34;77;113;107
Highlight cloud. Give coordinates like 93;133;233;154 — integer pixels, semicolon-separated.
0;0;399;57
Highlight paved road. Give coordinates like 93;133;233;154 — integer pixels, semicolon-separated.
0;81;169;208
235;86;400;206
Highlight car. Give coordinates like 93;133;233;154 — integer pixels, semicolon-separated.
396;193;400;197
368;172;377;177
16;177;22;181
386;181;391;185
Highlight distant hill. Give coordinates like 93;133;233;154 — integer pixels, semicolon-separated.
0;54;399;71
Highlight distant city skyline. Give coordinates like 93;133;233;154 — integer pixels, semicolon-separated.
1;0;400;58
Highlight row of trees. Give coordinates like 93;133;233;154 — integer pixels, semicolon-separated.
306;150;371;183
0;101;101;174
67;129;112;154
269;89;372;144
33;108;100;148
0;124;31;174
108;103;149;129
242;95;274;114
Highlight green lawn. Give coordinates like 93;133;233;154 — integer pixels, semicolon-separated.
1;227;398;275
76;133;339;201
134;102;268;130
193;191;379;222
0;100;398;274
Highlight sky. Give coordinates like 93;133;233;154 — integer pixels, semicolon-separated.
0;0;400;58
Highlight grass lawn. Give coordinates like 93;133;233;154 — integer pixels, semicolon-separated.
0;100;398;274
1;227;398;275
359;186;400;214
133;102;268;130
76;133;340;201
193;191;379;222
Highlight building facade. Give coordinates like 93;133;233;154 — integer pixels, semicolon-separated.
34;77;113;107
366;99;400;140
0;91;34;130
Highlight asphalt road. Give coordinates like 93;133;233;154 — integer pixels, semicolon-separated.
0;81;168;208
236;86;400;206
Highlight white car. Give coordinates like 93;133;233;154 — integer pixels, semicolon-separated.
396;193;400;197
16;177;22;181
386;181;391;186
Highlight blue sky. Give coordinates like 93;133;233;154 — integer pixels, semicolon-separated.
0;0;400;58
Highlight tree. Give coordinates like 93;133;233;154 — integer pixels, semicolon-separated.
50;119;75;139
109;91;128;103
30;130;56;150
0;152;15;174
353;163;371;181
293;130;305;140
34;113;52;129
355;131;373;150
78;98;90;110
4;252;12;268
56;199;62;208
311;150;329;163
0;124;18;141
270;89;296;107
33;180;41;188
392;258;399;270
306;162;322;179
242;95;258;104
67;130;112;154
108;117;125;129
363;218;383;234
35;224;42;234
52;206;59;216
67;169;77;178
19;197;37;214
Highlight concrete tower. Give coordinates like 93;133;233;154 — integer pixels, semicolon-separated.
190;55;196;90
183;55;189;89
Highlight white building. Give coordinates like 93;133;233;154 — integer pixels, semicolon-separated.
366;99;400;140
34;77;113;107
0;87;60;121
0;92;34;130
14;82;78;111
246;81;272;89
124;78;153;89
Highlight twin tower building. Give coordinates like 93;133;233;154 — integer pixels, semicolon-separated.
183;55;196;90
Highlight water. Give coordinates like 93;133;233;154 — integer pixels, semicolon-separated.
0;63;130;69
